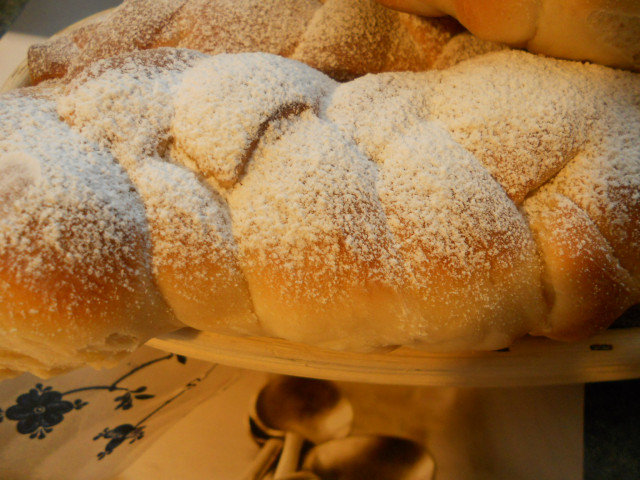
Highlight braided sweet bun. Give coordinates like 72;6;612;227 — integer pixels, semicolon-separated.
1;0;638;378
378;0;640;71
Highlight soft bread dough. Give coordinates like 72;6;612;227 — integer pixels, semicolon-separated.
1;45;638;377
0;0;637;377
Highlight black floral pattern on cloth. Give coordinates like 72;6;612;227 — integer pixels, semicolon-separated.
4;384;84;439
0;353;220;460
93;365;217;459
94;424;146;460
114;387;154;411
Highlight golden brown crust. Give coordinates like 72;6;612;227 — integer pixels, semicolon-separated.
0;90;178;377
524;191;639;340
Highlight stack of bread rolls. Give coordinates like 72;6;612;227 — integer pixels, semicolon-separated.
0;0;638;378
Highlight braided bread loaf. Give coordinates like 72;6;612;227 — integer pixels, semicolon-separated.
378;0;640;72
1;0;639;378
27;0;470;84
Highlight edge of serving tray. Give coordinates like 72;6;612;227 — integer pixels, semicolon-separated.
147;327;640;387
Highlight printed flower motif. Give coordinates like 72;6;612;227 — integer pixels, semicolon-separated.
114;386;154;410
114;392;133;410
94;424;145;459
0;353;200;459
5;384;75;439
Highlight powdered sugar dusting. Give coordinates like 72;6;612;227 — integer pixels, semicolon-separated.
29;0;185;83
522;189;639;338
128;157;258;333
321;71;435;161
377;122;534;276
427;51;602;203
376;122;544;341
324;50;628;205
0;90;168;356
162;0;320;57
0;92;147;283
0;153;42;214
4;29;640;357
172;53;336;187
227;110;412;345
432;32;507;69
541;67;640;279
59;48;205;162
229;109;402;292
56;49;258;331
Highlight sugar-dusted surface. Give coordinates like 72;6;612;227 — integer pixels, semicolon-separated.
291;0;460;80
173;53;336;188
0;90;145;285
59;49;259;336
1;4;640;374
161;0;319;57
0;89;175;376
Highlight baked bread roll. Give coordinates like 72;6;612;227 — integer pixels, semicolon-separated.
0;0;638;378
378;0;640;71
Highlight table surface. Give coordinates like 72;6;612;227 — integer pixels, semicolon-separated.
2;2;638;479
